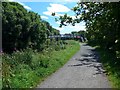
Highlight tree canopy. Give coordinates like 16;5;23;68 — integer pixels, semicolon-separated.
55;2;120;59
2;2;60;53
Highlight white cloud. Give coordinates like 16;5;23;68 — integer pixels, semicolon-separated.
41;16;49;19
57;22;86;34
43;3;70;16
17;2;32;10
43;11;52;16
68;23;86;31
48;3;70;12
23;5;32;10
55;20;86;34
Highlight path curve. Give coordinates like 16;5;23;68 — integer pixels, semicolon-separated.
37;43;111;88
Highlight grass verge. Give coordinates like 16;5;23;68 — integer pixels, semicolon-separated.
95;47;120;88
2;40;80;88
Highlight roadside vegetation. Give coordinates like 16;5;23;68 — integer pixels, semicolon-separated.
94;46;120;88
2;2;80;88
2;2;60;53
2;40;80;88
55;2;120;88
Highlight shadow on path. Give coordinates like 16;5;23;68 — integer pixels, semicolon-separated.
68;44;106;75
38;43;111;88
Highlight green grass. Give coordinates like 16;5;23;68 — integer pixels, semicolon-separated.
95;47;120;88
33;40;80;88
2;40;80;88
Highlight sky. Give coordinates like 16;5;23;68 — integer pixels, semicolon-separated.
9;0;86;34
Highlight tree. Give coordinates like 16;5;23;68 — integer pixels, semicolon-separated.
2;2;61;53
54;2;120;58
2;2;29;52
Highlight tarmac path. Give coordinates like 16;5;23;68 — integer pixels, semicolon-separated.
37;43;111;88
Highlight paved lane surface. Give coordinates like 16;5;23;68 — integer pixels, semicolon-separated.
37;43;111;88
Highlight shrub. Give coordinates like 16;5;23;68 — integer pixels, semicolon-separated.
2;40;80;88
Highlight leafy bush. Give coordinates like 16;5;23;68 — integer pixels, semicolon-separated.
2;2;60;53
10;70;38;88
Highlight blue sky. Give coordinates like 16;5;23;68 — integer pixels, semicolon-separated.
9;1;86;34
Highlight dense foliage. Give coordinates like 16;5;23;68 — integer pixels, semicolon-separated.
2;2;59;53
56;2;120;61
79;2;120;59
